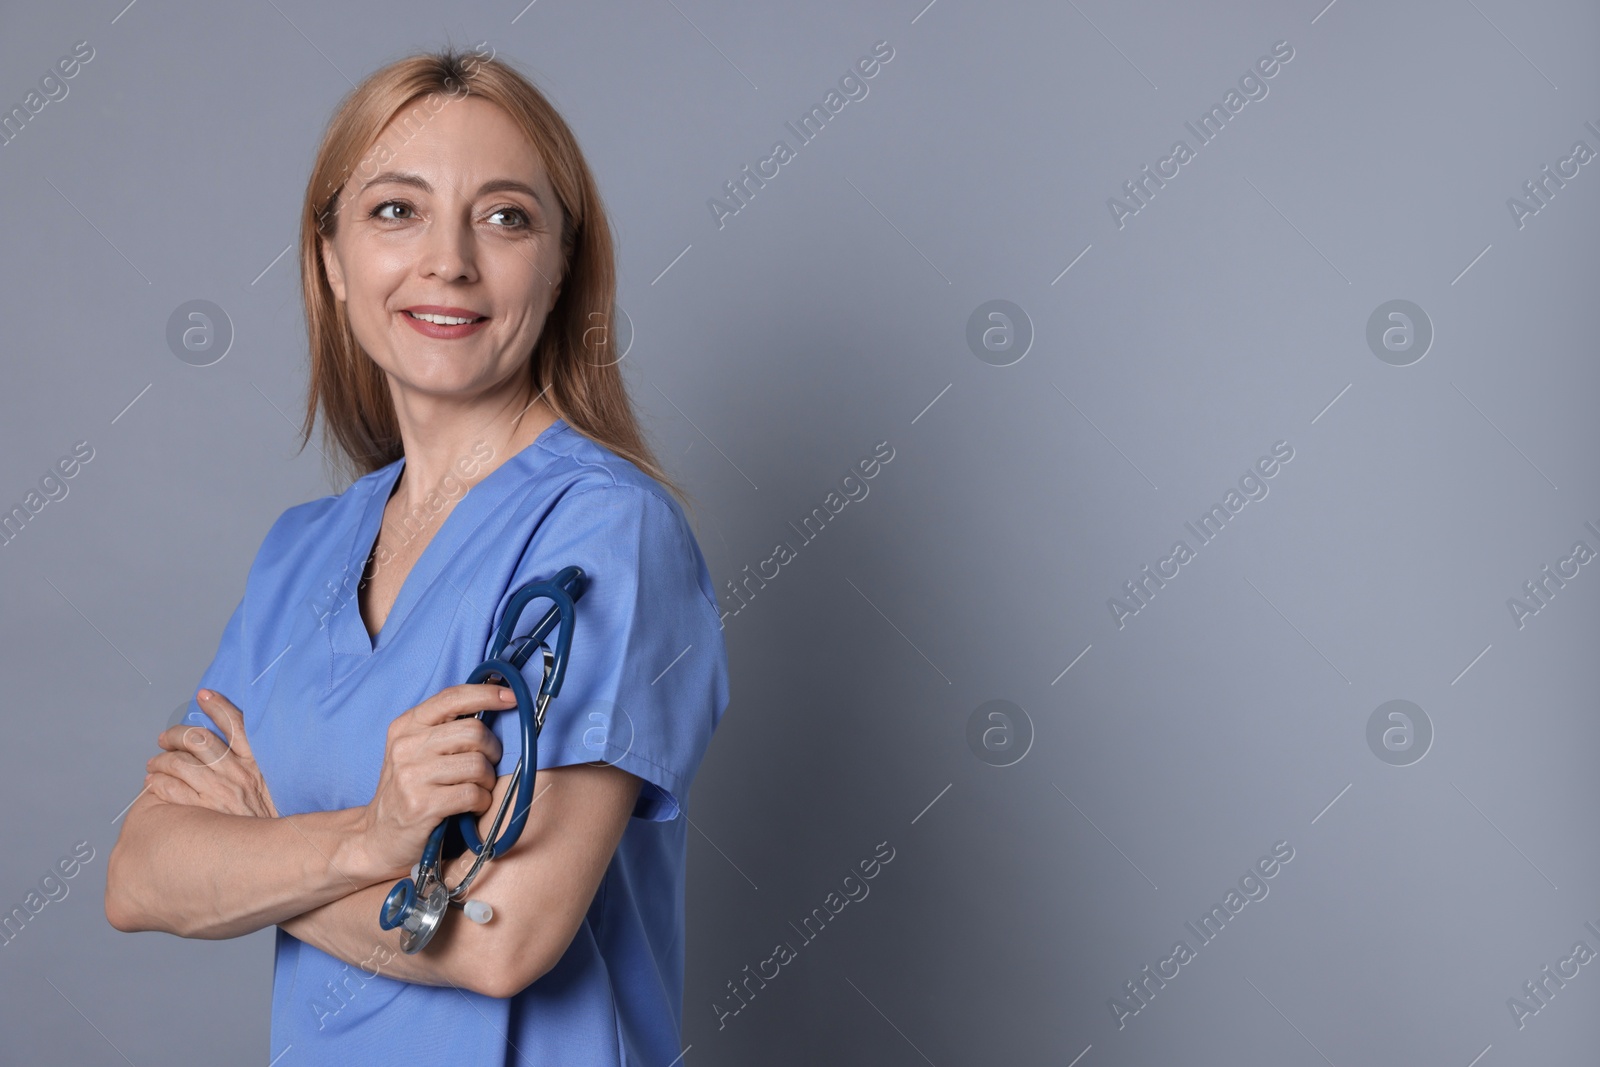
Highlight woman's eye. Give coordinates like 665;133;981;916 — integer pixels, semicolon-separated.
487;207;529;228
372;201;413;220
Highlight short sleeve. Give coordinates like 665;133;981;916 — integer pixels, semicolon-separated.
486;485;730;822
177;498;326;747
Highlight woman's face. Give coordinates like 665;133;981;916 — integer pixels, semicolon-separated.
320;95;566;407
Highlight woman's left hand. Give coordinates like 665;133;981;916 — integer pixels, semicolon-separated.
145;689;279;819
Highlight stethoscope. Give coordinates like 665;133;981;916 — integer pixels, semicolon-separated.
378;565;587;954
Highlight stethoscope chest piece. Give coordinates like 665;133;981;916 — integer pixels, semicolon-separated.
386;872;450;956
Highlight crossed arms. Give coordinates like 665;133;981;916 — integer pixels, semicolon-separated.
105;686;642;999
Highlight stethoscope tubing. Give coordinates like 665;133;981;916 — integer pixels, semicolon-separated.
379;566;586;938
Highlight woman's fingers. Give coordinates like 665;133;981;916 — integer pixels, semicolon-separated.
155;690;251;764
147;749;202;772
144;748;276;818
396;750;498;798
194;689;252;758
361;684;519;874
424;751;499;791
407;684;517;728
391;750;499;824
424;717;504;763
454;783;495;815
145;770;202;806
155;723;230;767
145;750;208;791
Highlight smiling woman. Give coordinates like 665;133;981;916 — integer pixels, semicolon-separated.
104;47;730;1067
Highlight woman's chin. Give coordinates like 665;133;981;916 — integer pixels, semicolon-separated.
387;367;524;404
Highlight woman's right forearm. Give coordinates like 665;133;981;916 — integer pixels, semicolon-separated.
106;793;399;940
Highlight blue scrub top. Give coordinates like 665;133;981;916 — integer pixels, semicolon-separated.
184;418;730;1065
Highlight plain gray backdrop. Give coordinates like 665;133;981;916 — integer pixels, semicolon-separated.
2;0;1598;1064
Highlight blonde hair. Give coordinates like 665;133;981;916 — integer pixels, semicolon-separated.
297;45;684;506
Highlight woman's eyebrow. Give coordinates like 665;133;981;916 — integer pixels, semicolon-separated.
360;170;547;210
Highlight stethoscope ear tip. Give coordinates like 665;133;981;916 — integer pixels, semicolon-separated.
463;899;493;924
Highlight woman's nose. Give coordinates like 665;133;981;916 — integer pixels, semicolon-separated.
422;218;477;282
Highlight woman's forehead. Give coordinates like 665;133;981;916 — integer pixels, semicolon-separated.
367;96;551;195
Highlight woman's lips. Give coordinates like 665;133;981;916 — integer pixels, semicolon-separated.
401;309;489;340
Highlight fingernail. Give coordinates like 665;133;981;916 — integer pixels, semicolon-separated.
197;689;213;701
499;688;516;702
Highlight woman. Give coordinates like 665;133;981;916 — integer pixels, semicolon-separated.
105;47;730;1065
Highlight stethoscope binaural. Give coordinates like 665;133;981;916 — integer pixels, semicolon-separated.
378;565;587;954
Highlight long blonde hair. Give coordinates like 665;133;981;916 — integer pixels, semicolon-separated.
297;45;684;506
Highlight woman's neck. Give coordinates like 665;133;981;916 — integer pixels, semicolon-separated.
387;380;557;508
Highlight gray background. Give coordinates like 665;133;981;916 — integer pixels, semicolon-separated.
1;0;1597;1064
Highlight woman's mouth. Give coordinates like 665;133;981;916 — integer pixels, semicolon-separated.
401;309;489;339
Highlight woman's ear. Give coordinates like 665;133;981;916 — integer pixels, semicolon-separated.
320;237;347;303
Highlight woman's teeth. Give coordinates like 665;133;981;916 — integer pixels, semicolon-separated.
407;311;481;325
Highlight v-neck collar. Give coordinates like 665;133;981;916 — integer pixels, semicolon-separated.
328;418;569;657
